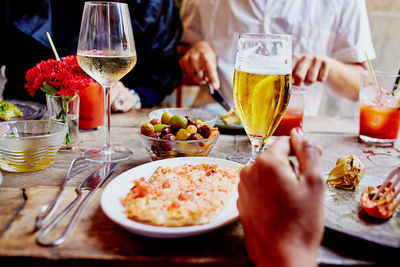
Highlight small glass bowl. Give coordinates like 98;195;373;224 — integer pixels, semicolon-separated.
0;120;68;172
139;130;220;161
149;108;218;127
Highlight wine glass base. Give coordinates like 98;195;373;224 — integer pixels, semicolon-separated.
226;153;252;165
83;146;132;163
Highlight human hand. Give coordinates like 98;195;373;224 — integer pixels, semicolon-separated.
179;40;220;89
237;128;324;267
292;53;331;86
110;82;137;112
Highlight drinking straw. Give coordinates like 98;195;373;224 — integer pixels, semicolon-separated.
392;68;400;93
46;32;60;61
364;52;378;86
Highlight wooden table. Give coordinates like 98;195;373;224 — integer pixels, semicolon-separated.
0;110;398;266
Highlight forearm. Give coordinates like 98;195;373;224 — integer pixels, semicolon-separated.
326;58;366;101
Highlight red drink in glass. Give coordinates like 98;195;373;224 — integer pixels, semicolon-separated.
79;82;104;130
359;71;400;143
274;108;303;136
359;105;400;141
273;86;305;136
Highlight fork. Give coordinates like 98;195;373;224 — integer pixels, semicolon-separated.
37;162;116;246
35;157;88;229
371;167;400;214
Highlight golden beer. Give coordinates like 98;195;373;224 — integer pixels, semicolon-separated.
233;70;291;141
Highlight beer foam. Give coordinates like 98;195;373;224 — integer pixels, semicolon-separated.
236;65;291;75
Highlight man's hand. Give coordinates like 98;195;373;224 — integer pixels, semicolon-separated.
292;53;330;86
179;40;220;89
110;82;136;112
237;128;324;267
292;53;366;100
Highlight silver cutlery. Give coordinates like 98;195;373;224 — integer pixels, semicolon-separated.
208;83;231;111
371;167;400;214
37;162;117;246
35;157;88;229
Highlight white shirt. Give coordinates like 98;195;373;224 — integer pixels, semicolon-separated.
181;0;376;115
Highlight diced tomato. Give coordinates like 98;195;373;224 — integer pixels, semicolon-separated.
178;192;189;201
161;179;170;189
168;201;180;210
129;177;151;199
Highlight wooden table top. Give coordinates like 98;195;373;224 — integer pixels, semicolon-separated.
0;109;399;266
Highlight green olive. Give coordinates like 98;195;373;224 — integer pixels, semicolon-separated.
161;111;173;125
176;128;190;141
140;123;155;136
154;123;168;132
169;114;188;129
186;124;197;134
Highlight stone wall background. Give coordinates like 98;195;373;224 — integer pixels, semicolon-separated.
320;0;400;116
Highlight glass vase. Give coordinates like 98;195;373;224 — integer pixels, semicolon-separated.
46;94;80;150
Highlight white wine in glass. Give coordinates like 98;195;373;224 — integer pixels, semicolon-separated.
233;34;292;164
77;2;136;162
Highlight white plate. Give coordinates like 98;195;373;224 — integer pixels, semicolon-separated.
101;157;243;238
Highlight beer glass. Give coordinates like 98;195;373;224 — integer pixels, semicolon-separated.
233;34;292;164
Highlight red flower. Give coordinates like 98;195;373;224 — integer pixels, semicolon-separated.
25;55;96;97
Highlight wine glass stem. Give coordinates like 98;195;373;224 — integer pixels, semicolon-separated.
248;137;264;165
103;85;112;153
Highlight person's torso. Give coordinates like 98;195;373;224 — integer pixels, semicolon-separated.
193;0;348;115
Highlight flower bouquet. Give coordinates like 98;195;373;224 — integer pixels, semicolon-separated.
25;55;96;147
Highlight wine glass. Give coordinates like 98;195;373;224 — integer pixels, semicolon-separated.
233;34;292;164
77;2;136;162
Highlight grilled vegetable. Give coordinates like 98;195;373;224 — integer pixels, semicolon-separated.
327;155;365;190
0;99;23;121
360;183;396;219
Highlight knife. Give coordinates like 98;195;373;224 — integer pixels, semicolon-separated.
37;162;117;246
208;83;231;111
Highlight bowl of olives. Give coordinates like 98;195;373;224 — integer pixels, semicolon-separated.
149;108;218;127
139;110;220;160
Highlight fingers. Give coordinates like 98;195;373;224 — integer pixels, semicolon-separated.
180;53;206;84
109;81;123;104
179;41;218;87
203;53;220;89
292;54;329;85
255;137;297;183
110;82;134;112
267;136;291;158
240;137;292;184
293;54;312;86
304;57;322;84
317;60;329;82
180;53;204;83
111;97;123;111
290;128;323;189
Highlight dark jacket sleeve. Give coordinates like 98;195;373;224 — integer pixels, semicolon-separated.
122;0;182;108
0;1;5;67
